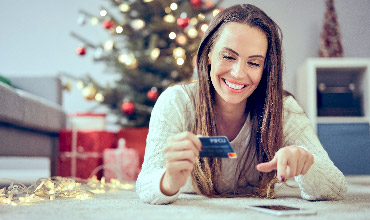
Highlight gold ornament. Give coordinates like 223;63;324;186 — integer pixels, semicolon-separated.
63;81;72;92
82;84;98;101
95;92;104;102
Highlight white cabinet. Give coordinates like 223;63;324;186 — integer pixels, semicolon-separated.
296;58;370;132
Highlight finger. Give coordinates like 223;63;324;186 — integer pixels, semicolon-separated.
256;157;277;172
165;139;200;157
277;155;288;182
287;158;297;179
165;150;196;164
172;132;202;151
302;154;314;175
166;160;194;174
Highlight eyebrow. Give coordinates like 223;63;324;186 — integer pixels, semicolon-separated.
222;47;265;59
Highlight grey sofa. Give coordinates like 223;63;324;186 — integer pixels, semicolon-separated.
0;76;67;176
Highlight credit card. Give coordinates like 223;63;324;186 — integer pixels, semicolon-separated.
199;136;237;158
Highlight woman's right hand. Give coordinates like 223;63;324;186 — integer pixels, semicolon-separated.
160;132;202;196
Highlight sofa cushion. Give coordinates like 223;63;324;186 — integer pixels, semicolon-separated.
0;82;66;133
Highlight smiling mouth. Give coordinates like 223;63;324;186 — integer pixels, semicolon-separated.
223;79;247;90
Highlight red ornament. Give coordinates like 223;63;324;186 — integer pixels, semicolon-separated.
177;17;190;29
190;0;203;9
102;20;114;29
147;88;159;101
76;47;86;55
121;102;135;115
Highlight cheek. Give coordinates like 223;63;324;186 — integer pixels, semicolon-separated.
249;70;264;85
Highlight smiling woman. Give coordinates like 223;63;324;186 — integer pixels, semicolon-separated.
136;4;347;205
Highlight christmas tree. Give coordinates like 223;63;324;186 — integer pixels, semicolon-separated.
319;0;343;57
71;0;222;127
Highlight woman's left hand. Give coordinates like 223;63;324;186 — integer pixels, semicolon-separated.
255;146;314;182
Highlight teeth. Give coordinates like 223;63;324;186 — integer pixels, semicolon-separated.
224;79;245;90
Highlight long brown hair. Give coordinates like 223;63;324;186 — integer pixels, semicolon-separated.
191;4;284;198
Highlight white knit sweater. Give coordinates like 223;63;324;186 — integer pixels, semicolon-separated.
136;83;347;204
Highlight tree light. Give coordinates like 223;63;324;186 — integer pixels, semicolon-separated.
116;26;123;33
163;14;175;23
119;3;130;12
90;17;99;25
170;3;178;11
150;48;160;60
100;10;107;17
201;24;209;32
169;32;176;39
187;28;198;38
177;58;185;66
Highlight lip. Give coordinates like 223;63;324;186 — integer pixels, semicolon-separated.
222;78;248;93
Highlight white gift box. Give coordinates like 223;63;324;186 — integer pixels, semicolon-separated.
69;113;106;130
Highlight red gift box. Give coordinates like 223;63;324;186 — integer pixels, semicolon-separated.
117;127;148;169
58;130;117;179
103;138;140;182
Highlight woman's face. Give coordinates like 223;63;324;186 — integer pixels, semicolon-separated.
208;22;268;106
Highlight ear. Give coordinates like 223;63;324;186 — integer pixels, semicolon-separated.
207;53;211;65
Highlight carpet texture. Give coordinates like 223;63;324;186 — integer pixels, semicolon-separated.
1;176;369;220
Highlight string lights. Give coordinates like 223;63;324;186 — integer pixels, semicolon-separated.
0;176;134;206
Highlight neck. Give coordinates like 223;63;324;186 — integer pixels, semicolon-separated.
215;96;247;139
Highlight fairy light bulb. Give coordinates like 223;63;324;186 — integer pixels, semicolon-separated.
116;26;123;33
100;10;107;17
169;32;176;39
170;3;178;10
119;3;130;12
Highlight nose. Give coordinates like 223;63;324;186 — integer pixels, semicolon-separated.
230;60;247;79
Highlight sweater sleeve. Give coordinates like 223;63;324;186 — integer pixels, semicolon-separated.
136;85;191;204
282;96;347;200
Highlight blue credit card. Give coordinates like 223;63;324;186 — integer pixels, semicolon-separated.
199;136;237;158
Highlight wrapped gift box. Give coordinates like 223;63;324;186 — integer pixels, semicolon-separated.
103;138;140;182
58;130;116;179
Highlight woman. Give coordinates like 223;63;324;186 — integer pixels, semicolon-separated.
136;4;346;204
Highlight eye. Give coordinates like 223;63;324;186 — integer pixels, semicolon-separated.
222;55;236;61
248;62;261;67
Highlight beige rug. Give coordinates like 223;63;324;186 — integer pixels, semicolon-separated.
1;176;369;220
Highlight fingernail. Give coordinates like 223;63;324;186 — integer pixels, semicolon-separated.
279;175;286;182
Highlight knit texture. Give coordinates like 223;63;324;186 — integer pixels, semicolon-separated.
136;83;347;204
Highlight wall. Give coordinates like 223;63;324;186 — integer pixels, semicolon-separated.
1;0;369;117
